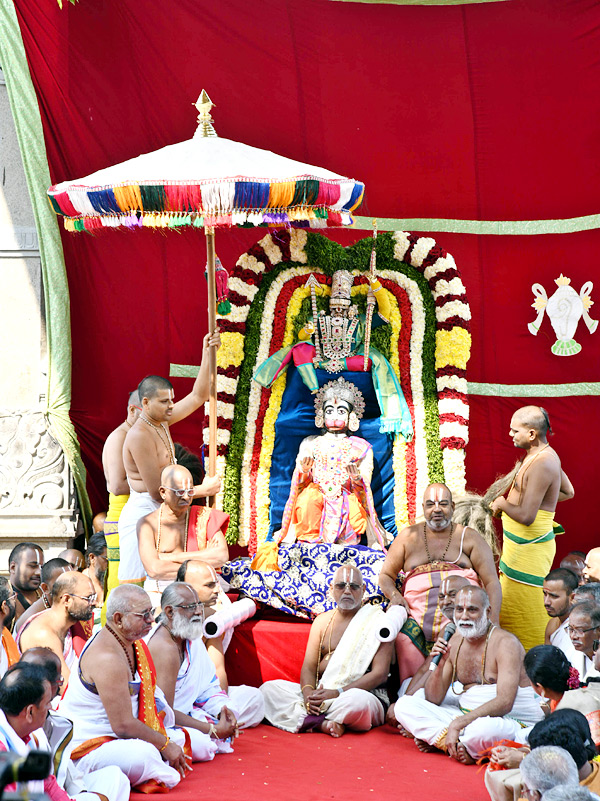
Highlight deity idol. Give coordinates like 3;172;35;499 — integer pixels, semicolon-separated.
253;270;413;440
276;378;390;550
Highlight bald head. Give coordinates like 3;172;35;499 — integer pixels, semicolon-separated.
513;406;551;437
57;549;85;571
439;575;471;619
178;560;220;605
51;571;93;604
423;483;454;532
160;464;193;487
584;548;600;584
20;647;62;690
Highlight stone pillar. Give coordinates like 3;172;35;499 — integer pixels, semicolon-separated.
0;68;81;569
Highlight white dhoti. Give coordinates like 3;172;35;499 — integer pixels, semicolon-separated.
394;685;543;758
60;637;184;789
261;604;387;733
261;680;384;732
118;489;159;583
227;684;265;729
75;738;182;789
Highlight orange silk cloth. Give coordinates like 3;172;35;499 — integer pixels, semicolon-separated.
70;639;168;793
290;483;368;542
402;562;480;643
1;629;20;667
187;505;230;552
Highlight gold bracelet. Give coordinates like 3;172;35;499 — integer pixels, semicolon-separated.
159;735;170;752
301;684;315;692
208;723;218;739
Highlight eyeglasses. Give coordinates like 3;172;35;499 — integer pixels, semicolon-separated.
333;582;362;592
70;593;97;604
174;601;204;611
5;592;17;603
162;486;195;498
129;608;156;621
567;624;599;635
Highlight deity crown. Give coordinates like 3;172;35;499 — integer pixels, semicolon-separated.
329;270;354;308
314;377;366;421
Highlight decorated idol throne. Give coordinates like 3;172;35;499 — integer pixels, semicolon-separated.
207;229;471;617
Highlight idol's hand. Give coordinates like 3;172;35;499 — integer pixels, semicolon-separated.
300;457;314;474
303;321;315;336
346;462;362;484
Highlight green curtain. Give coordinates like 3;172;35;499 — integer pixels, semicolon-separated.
0;0;92;535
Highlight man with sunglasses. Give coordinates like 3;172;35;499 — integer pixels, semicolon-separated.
0;578;19;678
18;571;96;685
261;565;393;738
138;464;229;609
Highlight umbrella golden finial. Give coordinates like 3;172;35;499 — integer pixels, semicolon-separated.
193;90;218;138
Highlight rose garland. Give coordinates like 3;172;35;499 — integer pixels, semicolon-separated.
204;229;471;546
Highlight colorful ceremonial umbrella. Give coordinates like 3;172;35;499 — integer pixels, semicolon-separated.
47;91;366;487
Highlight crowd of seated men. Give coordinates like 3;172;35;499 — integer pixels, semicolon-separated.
2;498;600;799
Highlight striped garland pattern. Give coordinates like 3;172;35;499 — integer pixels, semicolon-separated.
204;229;471;549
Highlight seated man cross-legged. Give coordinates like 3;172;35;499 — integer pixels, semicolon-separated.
176;560;264;726
148;582;253;761
393;586;544;763
59;585;190;792
261;565;393;737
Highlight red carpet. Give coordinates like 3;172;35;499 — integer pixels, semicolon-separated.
157;724;490;801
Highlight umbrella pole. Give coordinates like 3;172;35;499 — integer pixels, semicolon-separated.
205;225;218;509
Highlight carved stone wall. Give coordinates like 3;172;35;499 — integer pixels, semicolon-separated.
0;410;81;567
0;77;80;569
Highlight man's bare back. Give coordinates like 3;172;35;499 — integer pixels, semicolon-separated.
506;446;561;513
103;422;131;496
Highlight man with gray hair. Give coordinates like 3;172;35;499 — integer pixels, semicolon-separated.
393;586;544;764
147;583;263;761
520;746;580;799
59;585;190;792
542;787;600;800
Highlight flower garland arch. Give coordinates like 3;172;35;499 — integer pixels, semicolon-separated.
203;229;471;552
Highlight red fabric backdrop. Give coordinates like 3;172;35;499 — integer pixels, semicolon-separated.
12;0;600;558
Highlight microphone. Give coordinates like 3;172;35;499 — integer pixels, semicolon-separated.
428;622;456;671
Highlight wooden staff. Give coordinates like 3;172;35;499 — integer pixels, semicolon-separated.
363;220;377;371
205;225;217;508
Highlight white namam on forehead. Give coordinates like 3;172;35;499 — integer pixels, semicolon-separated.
335;566;363;585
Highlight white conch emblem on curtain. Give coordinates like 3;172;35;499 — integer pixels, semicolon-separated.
528;274;598;356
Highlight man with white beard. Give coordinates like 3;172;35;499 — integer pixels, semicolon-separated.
147;583;241;762
393;586;544;764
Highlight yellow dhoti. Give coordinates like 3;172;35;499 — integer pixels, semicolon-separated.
102;493;128;625
499;509;556;651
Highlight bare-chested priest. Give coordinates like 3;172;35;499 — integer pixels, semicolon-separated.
261;565;393;737
393;586;544;764
119;330;221;586
102;390;141;606
490;406;574;650
138;464;229;609
378;483;501;683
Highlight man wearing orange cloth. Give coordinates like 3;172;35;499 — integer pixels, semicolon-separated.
379;483;501;683
137;464;229;609
59;585;190;792
0;578;19;678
